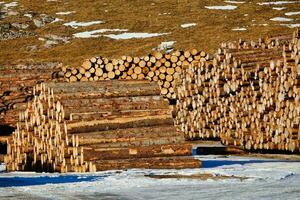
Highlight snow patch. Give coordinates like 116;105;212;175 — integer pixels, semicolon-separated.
224;0;245;4
3;2;18;8
104;32;169;40
270;17;293;21
252;23;269;26
232;27;247;31
24;13;32;18
285;11;300;16
64;20;104;28
0;164;5;172
280;23;300;28
272;7;286;10
157;41;175;51
73;29;128;38
158;13;171;15
258;1;299;5
205;5;237;10
181;23;197;28
56;11;75;15
52;18;64;23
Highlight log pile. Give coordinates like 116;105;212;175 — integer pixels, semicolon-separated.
0;63;63;127
5;80;201;172
4;28;300;174
62;50;211;99
175;29;300;153
4;82;85;172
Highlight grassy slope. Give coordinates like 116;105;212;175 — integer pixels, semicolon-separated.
0;0;298;67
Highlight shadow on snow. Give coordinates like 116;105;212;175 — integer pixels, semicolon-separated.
201;159;300;168
0;174;108;187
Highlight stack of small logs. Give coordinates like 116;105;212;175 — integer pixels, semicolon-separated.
4;82;91;172
0;63;63;127
175;29;300;153
62;50;211;99
5;80;201;172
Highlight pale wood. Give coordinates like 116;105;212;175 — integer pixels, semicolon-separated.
82;60;92;70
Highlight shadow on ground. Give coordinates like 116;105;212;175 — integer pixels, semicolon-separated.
201;159;300;168
0;174;108;187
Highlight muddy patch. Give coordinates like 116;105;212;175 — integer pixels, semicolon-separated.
145;173;248;181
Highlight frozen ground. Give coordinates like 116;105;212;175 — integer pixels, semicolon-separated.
0;156;299;200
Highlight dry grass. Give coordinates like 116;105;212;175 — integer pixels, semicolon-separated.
0;0;299;67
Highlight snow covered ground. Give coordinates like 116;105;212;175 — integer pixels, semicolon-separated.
0;156;299;200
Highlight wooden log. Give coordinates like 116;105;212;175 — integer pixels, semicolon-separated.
82;143;192;160
153;51;163;60
94;156;201;171
82;60;92;70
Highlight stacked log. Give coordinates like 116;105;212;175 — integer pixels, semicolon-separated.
62;50;211;99
218;30;300;152
174;29;300;153
4;82;90;172
0;63;63;127
5;80;201;172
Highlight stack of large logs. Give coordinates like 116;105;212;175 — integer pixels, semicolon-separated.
4;28;300;173
62;50;211;99
175;29;300;153
0;63;63;127
5;80;201;172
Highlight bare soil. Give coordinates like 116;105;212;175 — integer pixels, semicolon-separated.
145;173;249;180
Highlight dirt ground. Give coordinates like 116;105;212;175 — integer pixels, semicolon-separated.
145;173;249;180
0;0;299;67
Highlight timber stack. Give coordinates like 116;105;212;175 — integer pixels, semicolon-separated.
61;50;211;99
0;63;63;127
175;29;300;153
5;80;201;172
